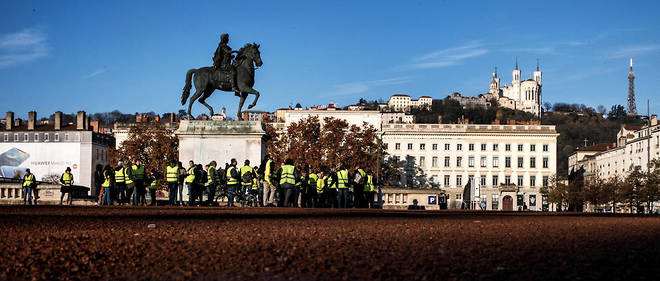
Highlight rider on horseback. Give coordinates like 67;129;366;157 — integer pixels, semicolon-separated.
213;33;239;93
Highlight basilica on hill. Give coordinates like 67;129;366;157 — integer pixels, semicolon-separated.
485;60;543;117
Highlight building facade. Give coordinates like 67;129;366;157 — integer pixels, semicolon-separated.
382;123;558;210
0;111;114;195
570;116;659;181
488;62;542;116
387;95;432;112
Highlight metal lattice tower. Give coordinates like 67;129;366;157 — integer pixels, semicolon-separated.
628;58;637;116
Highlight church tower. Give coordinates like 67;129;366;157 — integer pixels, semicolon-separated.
533;59;542;85
489;66;500;95
627;58;637;116
512;57;521;84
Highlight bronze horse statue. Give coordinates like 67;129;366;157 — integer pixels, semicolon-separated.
181;43;262;120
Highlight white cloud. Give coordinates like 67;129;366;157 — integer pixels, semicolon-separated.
412;43;488;69
330;76;411;96
610;44;660;59
83;68;106;79
0;28;49;68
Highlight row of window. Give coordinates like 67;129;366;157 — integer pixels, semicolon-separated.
396;155;550;169
435;174;549;188
392;142;550;152
3;132;80;142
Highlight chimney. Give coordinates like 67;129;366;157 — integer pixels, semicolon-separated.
54;111;62;130
76;111;86;130
89;120;99;132
28;111;36;130
652;114;658;126
85;116;91;130
5;112;14;130
14;118;22;127
170;113;175;123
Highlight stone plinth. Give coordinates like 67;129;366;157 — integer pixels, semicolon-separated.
175;120;266;167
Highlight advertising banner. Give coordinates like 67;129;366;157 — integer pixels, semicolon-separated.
0;143;81;183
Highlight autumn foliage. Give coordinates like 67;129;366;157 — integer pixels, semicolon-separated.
109;123;178;187
266;116;383;174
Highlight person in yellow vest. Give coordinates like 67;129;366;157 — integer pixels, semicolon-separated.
315;169;326;208
101;165;113;205
206;161;218;206
354;164;367;208
262;156;276;207
240;160;254;205
114;161;126;205
22;168;36;205
276;158;300;207
59;167;74;205
327;168;339;208
148;171;159;206
166;160;179;206
132;159;146;206
365;171;376;208
122;160;135;205
336;165;351;208
251;166;260;200
306;168;318;208
185;160;196;206
225;158;240;206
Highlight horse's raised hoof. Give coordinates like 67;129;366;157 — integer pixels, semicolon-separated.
248;104;256;109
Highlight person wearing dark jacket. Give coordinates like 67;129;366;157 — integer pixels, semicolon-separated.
276;158;300;207
225;159;240;207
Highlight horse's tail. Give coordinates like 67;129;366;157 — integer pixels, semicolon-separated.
181;69;196;105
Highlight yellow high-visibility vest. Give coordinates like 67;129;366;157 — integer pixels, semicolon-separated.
264;159;272;184
365;175;374;192
132;165;145;181
279;165;295;185
61;172;73;186
337;169;349;189
102;174;112;187
23;174;35;187
226;166;239;185
149;179;158;189
124;168;133;184
317;175;326;194
185;167;195;183
207;166;216;184
240;165;253;186
166;166;178;182
114;168;125;183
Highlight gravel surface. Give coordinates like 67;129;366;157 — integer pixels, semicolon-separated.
1;206;659;281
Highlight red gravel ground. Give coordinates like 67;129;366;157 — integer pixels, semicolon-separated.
1;207;660;281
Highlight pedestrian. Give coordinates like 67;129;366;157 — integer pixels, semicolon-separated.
60;167;74;205
277;158;300;207
114;161;126;205
22;169;35;205
124;160;135;206
206;161;218;206
328;169;338;208
148;171;159;206
132;159;146;206
94;164;104;204
240;160;254;206
185;161;196;206
225;158;240;207
306;168;318;208
195;164;205;204
354;164;366;208
250;166;260;206
365;171;376;208
336;165;350;208
262;156;275;207
315;169;326;208
166;160;179;206
101;165;113;206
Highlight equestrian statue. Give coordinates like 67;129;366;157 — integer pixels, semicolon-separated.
182;33;263;120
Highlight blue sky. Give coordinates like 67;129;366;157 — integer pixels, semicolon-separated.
1;0;659;119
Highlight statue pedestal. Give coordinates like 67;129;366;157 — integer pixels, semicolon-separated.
175;120;266;168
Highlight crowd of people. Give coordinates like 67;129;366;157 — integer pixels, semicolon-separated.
20;155;380;208
89;155;380;208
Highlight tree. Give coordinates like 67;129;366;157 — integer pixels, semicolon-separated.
596;105;607;115
541;174;568;211
543;102;552;112
110;123;178;189
266;116;383;180
623;166;644;213
607;104;627;120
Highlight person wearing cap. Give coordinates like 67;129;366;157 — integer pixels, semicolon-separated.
22;169;36;205
60;167;74;205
